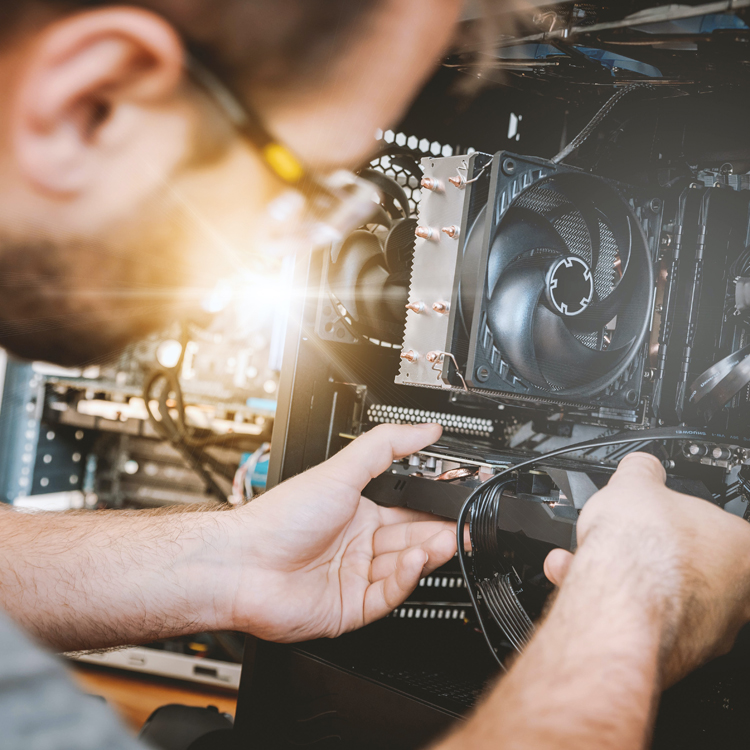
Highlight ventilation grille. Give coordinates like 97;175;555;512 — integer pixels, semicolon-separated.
368;405;494;437
418;574;466;590
390;604;468;621
372;131;463;215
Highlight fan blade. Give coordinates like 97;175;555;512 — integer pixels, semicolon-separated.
384;218;417;273
390;154;423;181
328;230;384;321
565;215;635;332
487;259;550;388
359;168;410;218
533;306;632;389
383;271;410;321
368;204;393;231
547;182;601;271
488;207;569;294
357;262;407;339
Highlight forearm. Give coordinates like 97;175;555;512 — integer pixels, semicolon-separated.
0;504;230;651
439;550;666;750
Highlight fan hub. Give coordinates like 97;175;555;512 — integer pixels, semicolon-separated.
546;256;594;317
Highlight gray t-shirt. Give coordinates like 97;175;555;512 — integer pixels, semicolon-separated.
0;609;142;750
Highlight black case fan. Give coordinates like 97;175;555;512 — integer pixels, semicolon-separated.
459;164;654;400
325;161;420;344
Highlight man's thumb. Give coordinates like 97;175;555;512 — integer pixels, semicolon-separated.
544;548;574;586
610;452;667;488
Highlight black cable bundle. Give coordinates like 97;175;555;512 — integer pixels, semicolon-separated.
463;479;534;668
456;426;746;669
144;367;238;501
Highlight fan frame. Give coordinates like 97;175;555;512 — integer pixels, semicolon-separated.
456;152;662;420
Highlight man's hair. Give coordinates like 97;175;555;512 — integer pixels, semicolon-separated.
1;0;383;93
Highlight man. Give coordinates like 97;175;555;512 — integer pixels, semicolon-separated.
0;2;749;750
0;0;473;648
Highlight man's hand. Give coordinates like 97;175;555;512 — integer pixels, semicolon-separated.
545;453;750;685
0;423;453;652
214;423;458;642
437;454;750;750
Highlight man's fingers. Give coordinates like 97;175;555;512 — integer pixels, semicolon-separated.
544;548;574;587
319;423;443;492
373;520;456;557
609;452;667;489
371;529;457;582
364;547;428;624
378;506;450;526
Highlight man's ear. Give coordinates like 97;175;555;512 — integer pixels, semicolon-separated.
13;8;184;195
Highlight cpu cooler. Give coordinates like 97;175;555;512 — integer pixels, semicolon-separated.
397;153;661;419
316;155;421;346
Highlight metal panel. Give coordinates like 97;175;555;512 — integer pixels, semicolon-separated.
396;154;475;389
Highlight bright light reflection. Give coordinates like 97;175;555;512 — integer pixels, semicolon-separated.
199;260;296;335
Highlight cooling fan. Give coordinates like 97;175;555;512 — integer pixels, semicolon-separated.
457;162;655;406
317;156;422;345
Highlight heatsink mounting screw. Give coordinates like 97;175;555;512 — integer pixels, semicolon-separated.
400;350;418;363
441;225;460;239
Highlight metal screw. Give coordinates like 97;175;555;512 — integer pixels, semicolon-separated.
405;302;425;314
432;302;450;314
476;366;491;383
400;350;418;363
654;304;663;314
415;226;435;240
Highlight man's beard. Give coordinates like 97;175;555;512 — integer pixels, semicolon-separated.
0;221;210;367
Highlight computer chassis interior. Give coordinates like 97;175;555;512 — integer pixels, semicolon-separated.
236;3;750;748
